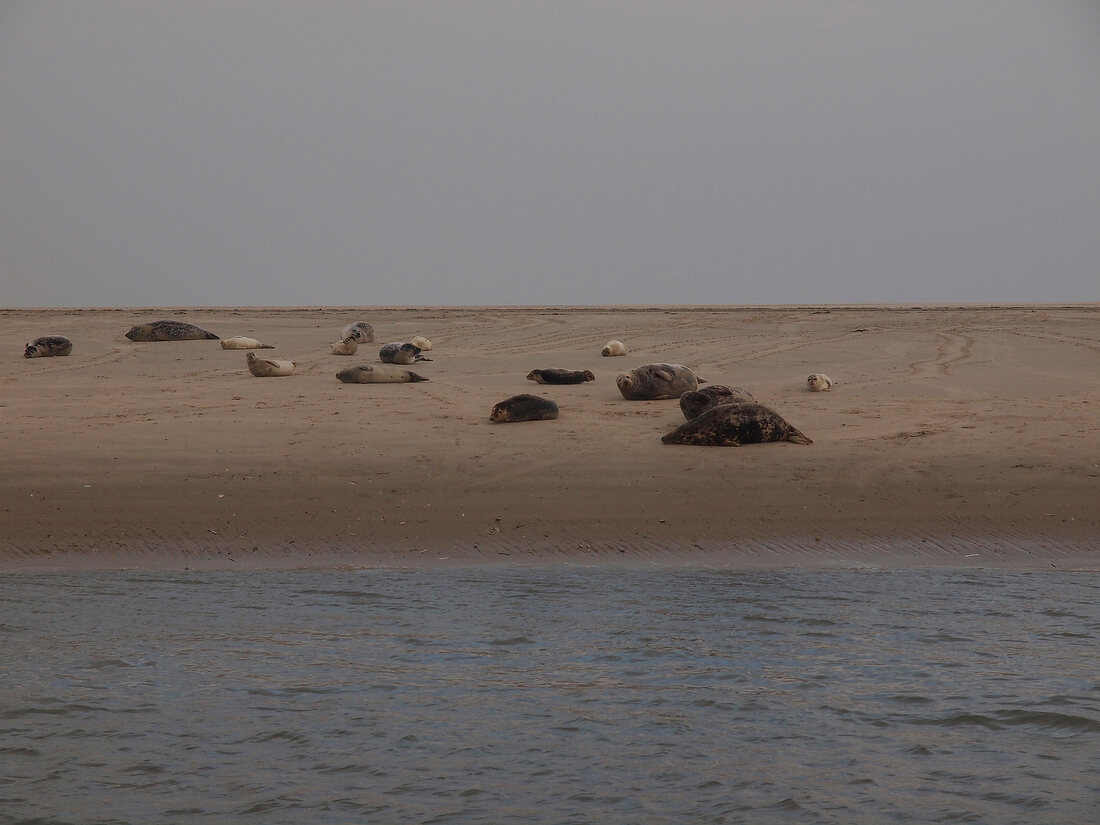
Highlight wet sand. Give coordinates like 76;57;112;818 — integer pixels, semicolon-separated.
2;305;1097;571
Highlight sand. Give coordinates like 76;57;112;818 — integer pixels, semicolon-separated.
2;305;1097;572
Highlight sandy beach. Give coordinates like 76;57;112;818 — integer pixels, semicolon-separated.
2;305;1097;572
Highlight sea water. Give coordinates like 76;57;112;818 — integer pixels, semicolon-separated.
1;567;1097;824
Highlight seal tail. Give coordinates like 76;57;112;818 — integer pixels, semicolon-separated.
787;427;813;445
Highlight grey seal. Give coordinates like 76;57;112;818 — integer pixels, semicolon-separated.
125;320;218;342
679;385;756;420
490;394;559;423
616;363;699;400
342;322;375;343
601;340;627;357
526;368;595;385
409;336;433;351
330;336;359;355
806;373;836;392
221;336;274;350
246;352;298;376
336;364;427;383
24;335;73;357
379;342;431;364
662;403;812;446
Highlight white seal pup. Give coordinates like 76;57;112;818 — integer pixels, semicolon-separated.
336;364;427;383
330;336;359;355
125;320;219;341
409;336;433;352
246;352;298;377
662;403;813;446
490;394;559;423
679;385;756;420
342;322;375;343
379;342;431;364
602;340;627;357
616;363;699;400
221;336;274;350
24;336;73;357
806;374;836;392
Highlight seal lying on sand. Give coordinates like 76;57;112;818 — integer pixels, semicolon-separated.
24;336;73;357
806;373;836;392
410;336;433;351
617;363;699;400
490;394;559;423
336;364;427;383
679;385;756;420
602;340;627;357
342;322;375;343
330;336;359;355
221;336;274;350
662;403;812;446
379;342;431;364
246;352;297;376
126;320;218;342
526;368;596;385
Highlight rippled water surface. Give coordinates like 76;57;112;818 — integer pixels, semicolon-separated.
1;567;1098;824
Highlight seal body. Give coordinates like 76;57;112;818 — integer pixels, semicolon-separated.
246;352;297;377
409;336;433;351
679;385;756;420
527;368;596;385
662;403;812;446
490;394;559;423
331;336;359;355
342;322;375;343
807;374;835;392
616;363;698;400
24;335;73;358
602;340;627;357
379;342;430;364
336;364;427;383
221;336;274;350
126;320;219;342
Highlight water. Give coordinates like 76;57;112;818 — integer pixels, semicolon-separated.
1;567;1097;824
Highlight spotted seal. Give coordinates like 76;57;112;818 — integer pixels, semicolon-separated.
342;322;375;343
616;363;699;400
246;352;298;377
806;373;836;392
24;335;73;357
490;394;559;423
330;336;359;355
221;336;274;350
526;368;595;385
662;403;812;446
336;364;427;383
679;385;756;420
125;320;218;342
379;342;431;364
601;340;627;357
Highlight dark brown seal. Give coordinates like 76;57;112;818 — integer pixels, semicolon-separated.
679;385;756;420
661;403;812;446
489;394;559;423
526;369;596;385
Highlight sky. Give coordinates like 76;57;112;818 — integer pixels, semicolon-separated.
2;1;1098;307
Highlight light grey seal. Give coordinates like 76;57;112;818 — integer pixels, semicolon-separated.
662;403;813;446
679;385;756;420
221;336;274;350
336;364;427;383
330;336;359;355
526;368;595;385
490;394;559;423
125;320;218;342
342;322;375;343
601;340;627;357
806;373;836;392
409;336;433;351
246;352;298;376
24;335;73;357
379;342;431;364
616;363;699;400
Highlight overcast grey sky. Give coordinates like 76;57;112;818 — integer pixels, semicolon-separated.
2;1;1098;307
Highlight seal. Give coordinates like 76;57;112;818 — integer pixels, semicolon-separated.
616;363;698;400
807;374;836;392
221;336;274;350
409;336;433;351
379;342;431;364
662;402;813;446
490;394;559;423
24;335;73;358
336;364;427;383
246;352;298;377
602;340;627;357
342;322;375;343
526;368;596;385
330;336;359;355
679;385;756;420
125;320;219;342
